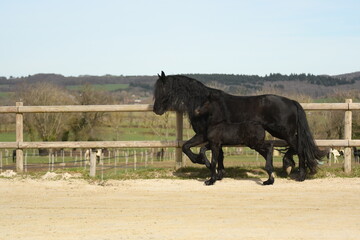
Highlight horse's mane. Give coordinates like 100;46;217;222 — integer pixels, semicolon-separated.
208;92;231;124
154;73;229;133
157;74;223;118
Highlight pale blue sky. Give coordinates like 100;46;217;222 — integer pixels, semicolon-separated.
1;0;359;77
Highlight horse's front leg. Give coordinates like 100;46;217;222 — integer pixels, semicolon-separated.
182;133;206;165
205;144;220;186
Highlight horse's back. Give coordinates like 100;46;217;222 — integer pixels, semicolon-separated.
225;94;294;115
220;94;298;140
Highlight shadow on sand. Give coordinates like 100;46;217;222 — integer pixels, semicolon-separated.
173;166;297;185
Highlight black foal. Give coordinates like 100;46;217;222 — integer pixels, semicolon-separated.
195;94;274;186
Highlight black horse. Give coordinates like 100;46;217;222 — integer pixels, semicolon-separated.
153;71;325;181
194;93;274;185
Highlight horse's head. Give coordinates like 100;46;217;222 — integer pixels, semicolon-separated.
153;71;171;115
153;71;194;115
153;71;214;118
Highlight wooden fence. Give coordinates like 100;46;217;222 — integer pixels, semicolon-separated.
1;99;360;176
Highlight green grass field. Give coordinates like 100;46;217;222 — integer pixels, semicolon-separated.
2;150;360;181
0;92;12;98
0;132;15;141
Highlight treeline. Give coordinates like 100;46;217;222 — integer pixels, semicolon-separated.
0;74;157;92
187;73;357;90
1;72;360;94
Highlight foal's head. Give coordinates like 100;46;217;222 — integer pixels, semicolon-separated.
194;93;229;124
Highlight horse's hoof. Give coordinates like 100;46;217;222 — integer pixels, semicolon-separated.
263;179;274;185
217;170;225;180
296;175;306;182
204;179;215;186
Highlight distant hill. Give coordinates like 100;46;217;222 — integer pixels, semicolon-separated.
1;71;359;99
185;72;360;98
332;71;360;80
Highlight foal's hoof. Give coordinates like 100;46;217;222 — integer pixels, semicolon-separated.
263;179;274;185
204;179;216;186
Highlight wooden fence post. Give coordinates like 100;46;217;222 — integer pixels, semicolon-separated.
16;102;24;172
89;149;97;177
175;112;183;169
344;99;352;173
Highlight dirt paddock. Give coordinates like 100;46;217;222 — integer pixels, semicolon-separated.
1;177;360;240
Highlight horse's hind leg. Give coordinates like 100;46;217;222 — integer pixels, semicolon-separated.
297;153;307;181
283;148;296;175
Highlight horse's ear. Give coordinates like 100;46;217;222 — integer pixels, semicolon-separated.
158;71;166;82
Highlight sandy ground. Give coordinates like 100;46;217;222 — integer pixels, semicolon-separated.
1;176;360;240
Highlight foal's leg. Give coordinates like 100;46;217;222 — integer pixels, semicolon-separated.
217;148;225;180
255;144;275;185
182;134;207;165
200;145;211;168
205;144;220;186
200;145;225;180
263;143;275;185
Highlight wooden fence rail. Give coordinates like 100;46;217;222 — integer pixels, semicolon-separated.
0;100;359;176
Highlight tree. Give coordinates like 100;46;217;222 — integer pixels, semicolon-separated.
327;90;360;139
15;82;76;141
70;84;114;141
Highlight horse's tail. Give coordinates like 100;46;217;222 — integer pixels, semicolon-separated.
294;101;326;174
